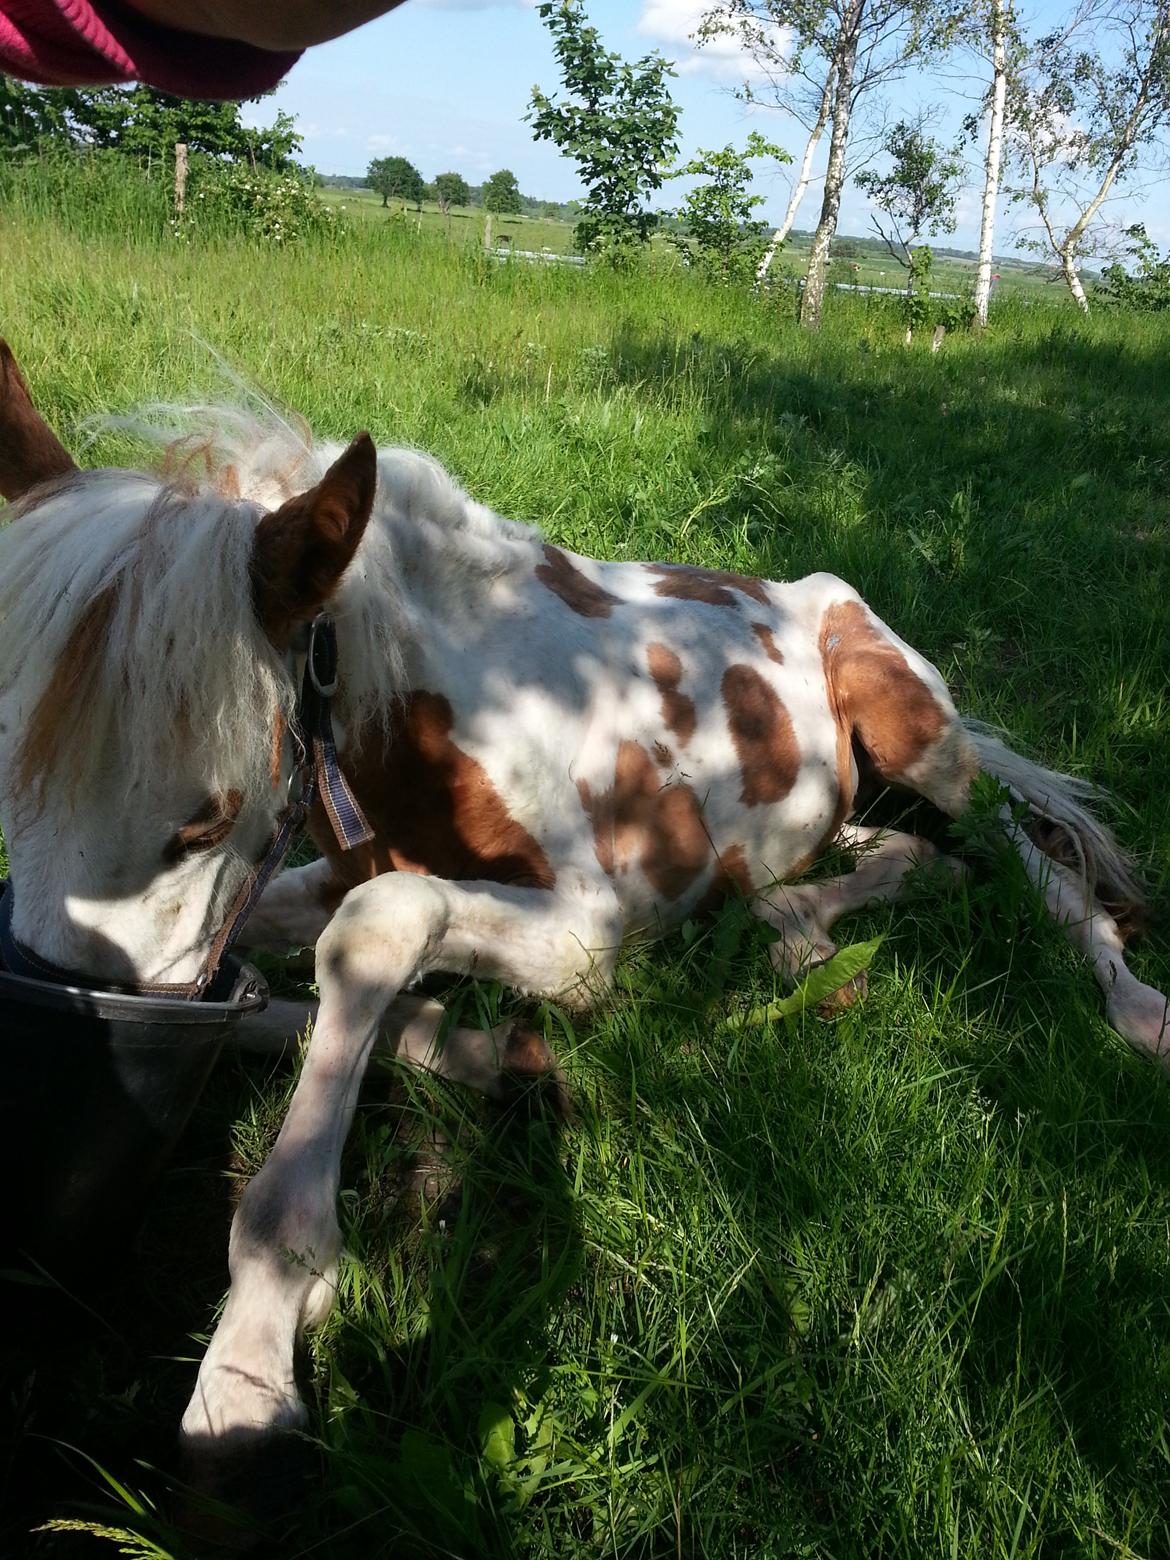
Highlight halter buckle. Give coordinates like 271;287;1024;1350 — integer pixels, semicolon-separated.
307;613;339;698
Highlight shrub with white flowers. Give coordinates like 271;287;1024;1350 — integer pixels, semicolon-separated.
179;162;341;244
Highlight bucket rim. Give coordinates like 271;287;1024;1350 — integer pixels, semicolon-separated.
0;882;269;1025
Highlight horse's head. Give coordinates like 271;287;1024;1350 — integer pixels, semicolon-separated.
0;341;375;989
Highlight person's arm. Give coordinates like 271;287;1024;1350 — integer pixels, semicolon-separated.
122;0;404;52
1;0;405;97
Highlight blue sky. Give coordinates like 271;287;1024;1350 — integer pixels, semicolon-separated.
245;0;1168;259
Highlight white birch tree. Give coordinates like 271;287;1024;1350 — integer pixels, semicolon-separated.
700;0;954;329
1007;0;1170;311
974;0;1012;326
756;67;835;281
697;6;836;280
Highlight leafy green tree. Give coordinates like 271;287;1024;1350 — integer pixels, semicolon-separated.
856;118;963;279
1095;223;1170;311
0;78;67;154
855;119;964;341
44;86;300;168
670;132;789;283
367;154;424;208
527;0;679;259
433;170;471;213
483;168;522;214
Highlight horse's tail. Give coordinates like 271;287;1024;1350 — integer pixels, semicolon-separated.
963;720;1147;937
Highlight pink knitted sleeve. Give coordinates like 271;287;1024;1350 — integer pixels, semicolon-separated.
0;0;300;99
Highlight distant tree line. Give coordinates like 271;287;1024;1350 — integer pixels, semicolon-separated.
351;157;581;221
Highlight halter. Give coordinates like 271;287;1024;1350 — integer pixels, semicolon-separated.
0;612;373;1003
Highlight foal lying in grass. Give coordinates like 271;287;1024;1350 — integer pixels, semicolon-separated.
0;341;1164;1460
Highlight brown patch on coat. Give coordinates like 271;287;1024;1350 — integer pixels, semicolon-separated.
577;740;711;900
697;843;755;913
652;740;673;769
721;665;801;807
819;600;946;780
308;690;556;894
535;544;620;618
646;642;696;746
751;622;784;665
163;790;243;863
647;563;769;609
316;872;349;916
0;339;77;502
15;586;119;807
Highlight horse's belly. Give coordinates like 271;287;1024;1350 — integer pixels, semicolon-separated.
577;733;845;935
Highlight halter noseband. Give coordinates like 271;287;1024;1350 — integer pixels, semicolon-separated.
0;612;373;1003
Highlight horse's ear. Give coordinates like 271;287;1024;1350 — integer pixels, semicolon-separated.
0;338;78;502
250;433;377;644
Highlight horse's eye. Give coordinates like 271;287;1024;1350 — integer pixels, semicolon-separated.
164;790;243;863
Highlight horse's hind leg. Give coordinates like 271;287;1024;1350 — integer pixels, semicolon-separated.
821;582;1168;1059
753;826;963;1010
1002;817;1168;1060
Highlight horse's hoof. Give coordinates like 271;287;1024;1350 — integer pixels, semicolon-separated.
1106;980;1170;1063
501;1025;573;1121
174;1426;318;1553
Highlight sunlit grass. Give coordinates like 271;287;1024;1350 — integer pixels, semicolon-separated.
1;207;1168;1559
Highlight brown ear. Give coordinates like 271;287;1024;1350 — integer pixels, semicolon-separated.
250;433;377;644
0;338;78;502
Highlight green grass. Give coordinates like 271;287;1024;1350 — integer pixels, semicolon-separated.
1;199;1169;1559
319;188;584;256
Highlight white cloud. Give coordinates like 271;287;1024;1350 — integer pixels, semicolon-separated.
366;132;403;150
637;0;790;82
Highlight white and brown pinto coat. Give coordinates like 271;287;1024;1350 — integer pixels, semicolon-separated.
0;343;1165;1458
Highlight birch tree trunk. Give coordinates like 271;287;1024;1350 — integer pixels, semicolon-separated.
1060;248;1090;311
756;69;835;285
799;4;863;330
974;0;1009;329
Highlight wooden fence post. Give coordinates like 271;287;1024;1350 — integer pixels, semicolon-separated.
174;142;188;215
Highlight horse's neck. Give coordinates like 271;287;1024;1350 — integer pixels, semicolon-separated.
338;501;542;709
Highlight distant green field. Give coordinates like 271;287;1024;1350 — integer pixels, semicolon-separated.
2;182;1168;1560
320;187;582;255
320;187;1066;297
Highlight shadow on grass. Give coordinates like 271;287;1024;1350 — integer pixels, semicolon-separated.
0;1035;580;1560
4;854;1169;1558
604;320;1170;704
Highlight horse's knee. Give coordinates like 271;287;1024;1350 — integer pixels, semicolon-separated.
315;872;446;993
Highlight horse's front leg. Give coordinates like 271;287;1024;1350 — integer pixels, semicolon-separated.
180;872;619;1452
237;857;340;956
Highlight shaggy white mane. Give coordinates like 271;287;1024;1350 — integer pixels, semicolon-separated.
0;407;537;808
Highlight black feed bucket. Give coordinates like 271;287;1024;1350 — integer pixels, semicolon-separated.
0;881;269;1275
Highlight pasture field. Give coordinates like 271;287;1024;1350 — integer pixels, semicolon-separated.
1;201;1169;1560
320;186;1059;297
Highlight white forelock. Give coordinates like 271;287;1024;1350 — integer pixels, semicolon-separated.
0;470;294;808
